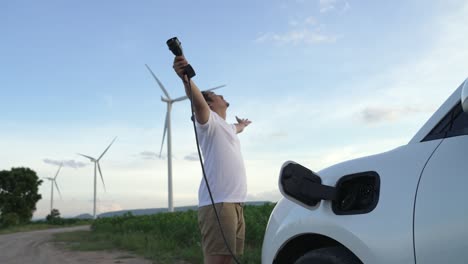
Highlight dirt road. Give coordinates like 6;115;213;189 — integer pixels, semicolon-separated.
0;225;153;264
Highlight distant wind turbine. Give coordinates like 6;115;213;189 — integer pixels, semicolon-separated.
78;137;117;219
43;163;63;214
145;64;225;212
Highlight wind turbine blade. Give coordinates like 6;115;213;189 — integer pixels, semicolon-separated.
97;162;107;192
98;137;117;161
171;84;226;103
203;84;226;92
159;111;169;157
172;94;189;102
54;181;62;199
145;64;171;100
54;163;63;180
77;153;95;161
171;85;227;103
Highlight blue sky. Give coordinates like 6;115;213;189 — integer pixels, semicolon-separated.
1;0;467;218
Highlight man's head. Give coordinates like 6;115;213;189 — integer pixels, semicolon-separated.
202;91;230;111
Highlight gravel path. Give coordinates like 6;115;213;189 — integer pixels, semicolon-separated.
0;226;153;264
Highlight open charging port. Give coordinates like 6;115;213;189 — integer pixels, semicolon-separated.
332;172;380;215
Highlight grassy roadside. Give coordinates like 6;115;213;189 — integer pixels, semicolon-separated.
53;203;275;264
0;220;92;235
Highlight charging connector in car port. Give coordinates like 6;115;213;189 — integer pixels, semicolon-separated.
279;162;380;215
279;162;337;207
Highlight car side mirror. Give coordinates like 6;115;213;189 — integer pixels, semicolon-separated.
462;78;468;112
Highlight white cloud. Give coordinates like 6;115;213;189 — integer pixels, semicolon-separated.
97;200;124;214
305;16;318;25
256;29;337;45
360;106;428;124
320;0;337;13
43;158;88;169
319;0;350;14
289;19;299;27
289;16;317;27
257;10;338;45
139;151;159;160
269;132;288;139
184;152;200;161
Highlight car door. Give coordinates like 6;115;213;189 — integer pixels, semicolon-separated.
414;102;468;263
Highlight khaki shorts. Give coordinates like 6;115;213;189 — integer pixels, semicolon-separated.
198;202;245;256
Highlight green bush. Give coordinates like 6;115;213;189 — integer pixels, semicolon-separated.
46;209;61;221
0;168;43;223
1;212;20;227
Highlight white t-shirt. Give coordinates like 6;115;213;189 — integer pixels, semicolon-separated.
195;110;247;207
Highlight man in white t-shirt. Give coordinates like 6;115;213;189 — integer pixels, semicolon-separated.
173;56;251;264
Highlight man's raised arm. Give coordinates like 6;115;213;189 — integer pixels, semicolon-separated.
173;56;210;124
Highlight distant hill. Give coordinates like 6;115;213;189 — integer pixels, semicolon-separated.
97;201;273;218
74;213;93;219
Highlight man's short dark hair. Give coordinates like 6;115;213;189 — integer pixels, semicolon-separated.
201;91;213;103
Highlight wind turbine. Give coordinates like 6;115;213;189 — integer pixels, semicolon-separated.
145;64;225;212
43;163;63;214
78;137;117;219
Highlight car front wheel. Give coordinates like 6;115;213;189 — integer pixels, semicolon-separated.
294;246;362;264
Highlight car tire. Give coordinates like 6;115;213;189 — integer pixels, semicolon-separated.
294;246;362;264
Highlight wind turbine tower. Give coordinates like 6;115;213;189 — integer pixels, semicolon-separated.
78;137;117;219
44;163;63;214
145;64;225;212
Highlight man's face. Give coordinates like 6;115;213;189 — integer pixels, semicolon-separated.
207;92;229;108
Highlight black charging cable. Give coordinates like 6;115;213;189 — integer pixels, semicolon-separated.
167;37;241;264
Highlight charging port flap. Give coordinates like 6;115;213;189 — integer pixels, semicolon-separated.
279;161;337;208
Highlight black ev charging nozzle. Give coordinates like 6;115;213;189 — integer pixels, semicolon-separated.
167;37;196;78
167;37;183;56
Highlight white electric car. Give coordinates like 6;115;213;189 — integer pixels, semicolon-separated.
262;78;468;264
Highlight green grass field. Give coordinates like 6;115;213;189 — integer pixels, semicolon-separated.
53;203;276;264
